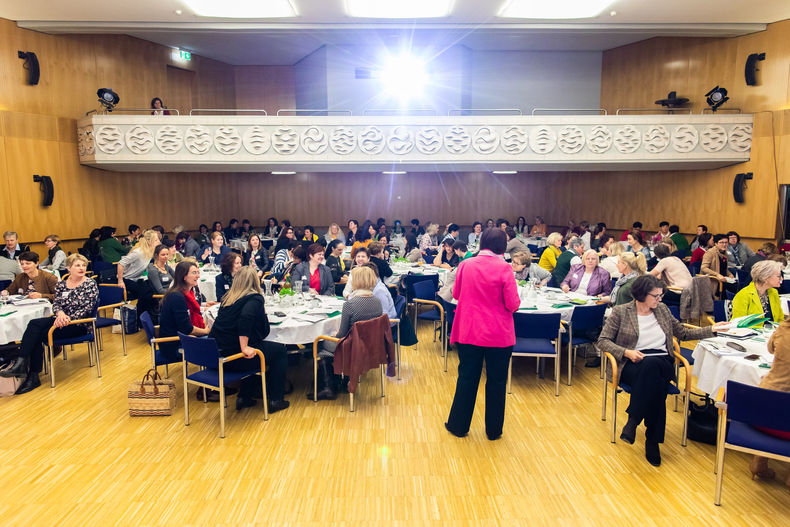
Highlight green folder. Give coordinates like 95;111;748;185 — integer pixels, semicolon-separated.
327;311;342;318
518;307;538;311
737;314;769;328
570;299;588;305
551;303;573;309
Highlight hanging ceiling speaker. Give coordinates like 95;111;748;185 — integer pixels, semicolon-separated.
17;51;39;85
745;52;765;86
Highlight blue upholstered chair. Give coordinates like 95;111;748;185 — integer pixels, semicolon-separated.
94;284;127;356
560;303;607;386
509;312;562;396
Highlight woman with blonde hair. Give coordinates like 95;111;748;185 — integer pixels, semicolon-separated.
419;223;440;259
599;240;625;278
530;216;547;237
731;260;784;323
315;266;383;400
117;230;160;318
601;251;647;306
561;249;612;297
208;267;289;412
324;223;346;244
538;232;564;272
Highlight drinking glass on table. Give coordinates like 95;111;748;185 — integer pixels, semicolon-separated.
263;278;273;297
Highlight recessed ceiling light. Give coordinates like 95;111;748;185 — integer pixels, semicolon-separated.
492;171;518;174
174;9;182;15
345;0;455;18
382;171;407;175
498;0;615;19
271;171;296;175
186;0;297;18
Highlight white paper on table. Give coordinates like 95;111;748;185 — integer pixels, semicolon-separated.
267;315;288;323
307;307;337;314
11;298;50;306
291;314;324;323
761;355;775;365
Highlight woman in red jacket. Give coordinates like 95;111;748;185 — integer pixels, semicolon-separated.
445;228;521;440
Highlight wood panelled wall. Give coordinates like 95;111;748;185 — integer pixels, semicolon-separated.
3;16;790;255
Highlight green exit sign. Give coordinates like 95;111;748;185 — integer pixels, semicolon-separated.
179;50;191;60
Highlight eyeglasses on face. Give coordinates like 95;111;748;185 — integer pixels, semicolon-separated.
647;292;664;300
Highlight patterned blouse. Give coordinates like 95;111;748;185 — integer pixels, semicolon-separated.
52;278;99;320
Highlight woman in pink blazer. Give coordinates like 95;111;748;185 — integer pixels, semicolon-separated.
446;228;521;440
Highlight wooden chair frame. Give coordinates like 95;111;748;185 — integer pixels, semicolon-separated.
46;317;99;388
96;284;127;356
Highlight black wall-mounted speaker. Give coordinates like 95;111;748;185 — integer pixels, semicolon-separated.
733;172;753;203
17;51;40;85
745;53;765;86
33;175;53;206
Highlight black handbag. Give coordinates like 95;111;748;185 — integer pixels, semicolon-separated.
687;397;718;445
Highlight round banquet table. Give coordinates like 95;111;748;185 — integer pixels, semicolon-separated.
386;263;450;286
0;299;54;344
228;238;249;252
203;294;345;345
691;332;772;396
515;286;598;322
197;268;221;303
519;236;547;249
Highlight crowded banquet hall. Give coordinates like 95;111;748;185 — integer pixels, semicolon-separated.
2;0;790;523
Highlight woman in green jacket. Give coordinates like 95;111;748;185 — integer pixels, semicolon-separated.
732;260;784;323
98;226;130;263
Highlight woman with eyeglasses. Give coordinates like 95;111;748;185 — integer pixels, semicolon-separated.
598;275;728;467
731;260;784;323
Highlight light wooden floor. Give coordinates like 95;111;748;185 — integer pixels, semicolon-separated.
1;322;788;526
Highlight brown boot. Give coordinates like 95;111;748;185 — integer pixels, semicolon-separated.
749;456;775;480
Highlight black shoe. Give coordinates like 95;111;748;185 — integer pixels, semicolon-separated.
15;373;41;395
444;422;467;438
284;379;294;395
487;433;502;441
236;396;257;411
268;399;290;413
196;387;220;402
620;418;638;445
585;356;601;368
645;440;661;466
0;357;27;378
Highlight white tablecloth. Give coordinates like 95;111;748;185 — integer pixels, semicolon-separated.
197;269;221;303
516;287;598;322
691;335;772;395
0;300;54;344
386;263;450;286
204;294;345;345
519;236;547;249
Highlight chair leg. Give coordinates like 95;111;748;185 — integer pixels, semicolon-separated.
349;392;355;412
165;364;169;378
219;364;226;438
681;392;690;447
443;317;448;373
313;356;318;403
507;356;513;394
567;327;573;386
94;342;102;378
183;365;190;426
611;385;618;443
380;364;385;397
714;430;727;505
48;345;55;388
433;321;438;343
261;371;269;421
120;321;127;356
396;321;402;380
554;343;560;397
602;375;608;421
97;328;103;351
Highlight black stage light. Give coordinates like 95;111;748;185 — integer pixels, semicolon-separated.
654;91;689;108
97;88;120;112
705;86;729;112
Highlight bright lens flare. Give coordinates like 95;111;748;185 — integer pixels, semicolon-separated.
379;55;429;104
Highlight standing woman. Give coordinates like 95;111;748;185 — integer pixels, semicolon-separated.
445;228;521;440
40;235;67;272
2;254;98;394
208;267;290;412
117;230;159;318
244;234;270;273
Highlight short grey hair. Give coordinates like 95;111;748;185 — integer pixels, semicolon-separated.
3;231;17;239
569;237;585;252
751;260;783;285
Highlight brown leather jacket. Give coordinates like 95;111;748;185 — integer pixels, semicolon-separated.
333;314;394;393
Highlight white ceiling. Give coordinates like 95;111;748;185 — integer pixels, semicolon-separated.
4;0;790;65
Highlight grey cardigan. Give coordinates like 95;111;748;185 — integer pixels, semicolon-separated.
147;262;175;294
290;261;335;296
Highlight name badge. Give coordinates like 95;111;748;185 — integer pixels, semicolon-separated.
162;276;171;282
61;290;71;298
224;284;230;290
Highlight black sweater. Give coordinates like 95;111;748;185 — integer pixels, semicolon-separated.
208;294;270;356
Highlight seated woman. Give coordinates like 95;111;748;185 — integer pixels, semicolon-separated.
453;241;473;262
244;234;270;273
598;275;725;466
599;240;625;279
157;261;210;364
749;315;790;483
175;231;200;259
701;234;736;295
727;230;755;269
377;223;390;241
368;242;393;279
505;227;529;257
314;266;383;400
742;242;778;276
690;232;713;265
467;222;483;246
118;230;159;318
350;221;374;261
263;217;280;238
273;226;295;255
418;223;440;259
324;223;346;244
210;221;226;244
1;251;58;300
346;219;360;245
403;233;421;262
224;219;242;242
590;224;607;250
343;247;371;299
601;252;647;306
208;267;289;412
511;250;551;286
200;231;231;266
40;235;67;273
537;232;564;272
362;262;397;319
1;254;98;394
81;229;102;261
731;260;784;323
301;225;319;244
514;216;528;235
291;243;336;296
649;243;692;304
433;239;460;269
271;240;300;282
99;226;131;263
530;216;547;237
392;220;406;236
325;240;348;283
147;244;175;295
561;249;613;297
627;231;651;260
215;252;243;302
194;224;211;248
165;240;182;267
